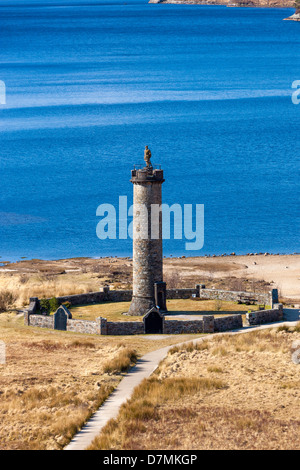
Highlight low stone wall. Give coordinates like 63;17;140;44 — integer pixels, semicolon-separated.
56;289;132;306
199;287;271;305
106;321;144;336
166;288;197;300
24;300;283;336
163;315;215;334
25;312;242;335
31;287;278;310
164;319;204;334
27;314;54;329
66;319;99;335
245;304;283;326
214;315;243;332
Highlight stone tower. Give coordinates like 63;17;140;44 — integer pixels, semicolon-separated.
127;146;166;316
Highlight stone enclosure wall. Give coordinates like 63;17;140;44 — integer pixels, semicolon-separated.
198;287;274;306
214;315;243;332
25;305;283;336
26;313;54;329
55;288;132;306
66;319;100;335
27;311;275;335
35;286;278;308
166;288;198;300
245;304;283;326
25;287;281;335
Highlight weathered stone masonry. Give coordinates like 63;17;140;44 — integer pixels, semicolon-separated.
245;304;283;326
55;288;132;307
24;311;246;335
128;154;165;316
25;303;284;336
38;286;278;308
25;287;280;335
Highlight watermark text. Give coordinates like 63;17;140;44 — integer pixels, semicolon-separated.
96;196;204;251
292;80;300;104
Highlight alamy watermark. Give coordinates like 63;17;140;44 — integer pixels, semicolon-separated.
0;341;6;365
292;80;300;104
0;80;6;105
96;196;204;251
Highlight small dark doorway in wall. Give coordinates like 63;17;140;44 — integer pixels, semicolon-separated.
54;305;72;331
143;307;164;334
154;282;167;312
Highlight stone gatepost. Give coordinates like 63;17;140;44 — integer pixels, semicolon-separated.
28;297;40;314
24;311;30;326
199;285;206;299
25;297;40;326
102;286;110;301
270;289;279;308
97;317;107;335
274;303;284;320
203;315;214;333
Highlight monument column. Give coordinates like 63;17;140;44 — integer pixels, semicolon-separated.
127;147;165;316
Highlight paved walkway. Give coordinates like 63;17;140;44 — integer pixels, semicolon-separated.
65;312;299;451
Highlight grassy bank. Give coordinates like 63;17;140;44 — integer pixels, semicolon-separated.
89;325;300;450
0;313;202;450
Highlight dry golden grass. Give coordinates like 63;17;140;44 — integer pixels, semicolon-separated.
0;317;131;449
1;254;299;305
88;376;227;450
169;340;210;355
0;273;99;308
0;257;134;309
89;326;300;450
71;302;136;322
103;348;138;374
0;252;287;312
0;256;298;450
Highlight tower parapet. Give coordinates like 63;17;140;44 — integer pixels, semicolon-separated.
131;167;164;184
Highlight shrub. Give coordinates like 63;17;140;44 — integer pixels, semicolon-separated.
39;299;50;314
276;325;290;333
0;290;17;312
49;297;59;313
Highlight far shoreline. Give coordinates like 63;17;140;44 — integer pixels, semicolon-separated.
1;253;299;302
1;251;300;265
148;0;295;9
148;2;299;22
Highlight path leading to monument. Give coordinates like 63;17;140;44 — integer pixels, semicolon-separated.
64;312;299;451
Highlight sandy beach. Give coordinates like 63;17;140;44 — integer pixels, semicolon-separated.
165;254;300;301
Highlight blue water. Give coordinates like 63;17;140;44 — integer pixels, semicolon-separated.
0;0;299;260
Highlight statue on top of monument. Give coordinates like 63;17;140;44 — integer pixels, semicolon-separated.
144;146;152;169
